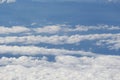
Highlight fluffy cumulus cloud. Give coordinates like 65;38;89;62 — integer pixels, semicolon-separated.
0;55;120;80
0;0;16;4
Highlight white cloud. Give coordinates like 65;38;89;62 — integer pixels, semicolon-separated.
0;33;119;45
0;56;48;67
0;24;120;80
67;25;120;32
34;25;61;34
35;25;120;33
0;25;120;50
96;37;120;50
0;25;62;35
0;55;120;80
0;26;30;34
0;25;120;35
0;45;97;56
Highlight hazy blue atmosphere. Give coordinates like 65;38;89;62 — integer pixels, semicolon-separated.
0;0;120;26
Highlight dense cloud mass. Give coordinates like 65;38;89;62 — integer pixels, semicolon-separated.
0;55;120;80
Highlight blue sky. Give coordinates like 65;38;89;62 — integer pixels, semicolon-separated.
0;0;120;26
0;0;120;80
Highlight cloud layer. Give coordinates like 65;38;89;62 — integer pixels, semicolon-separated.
0;25;120;34
0;25;120;50
0;33;120;45
0;24;120;80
